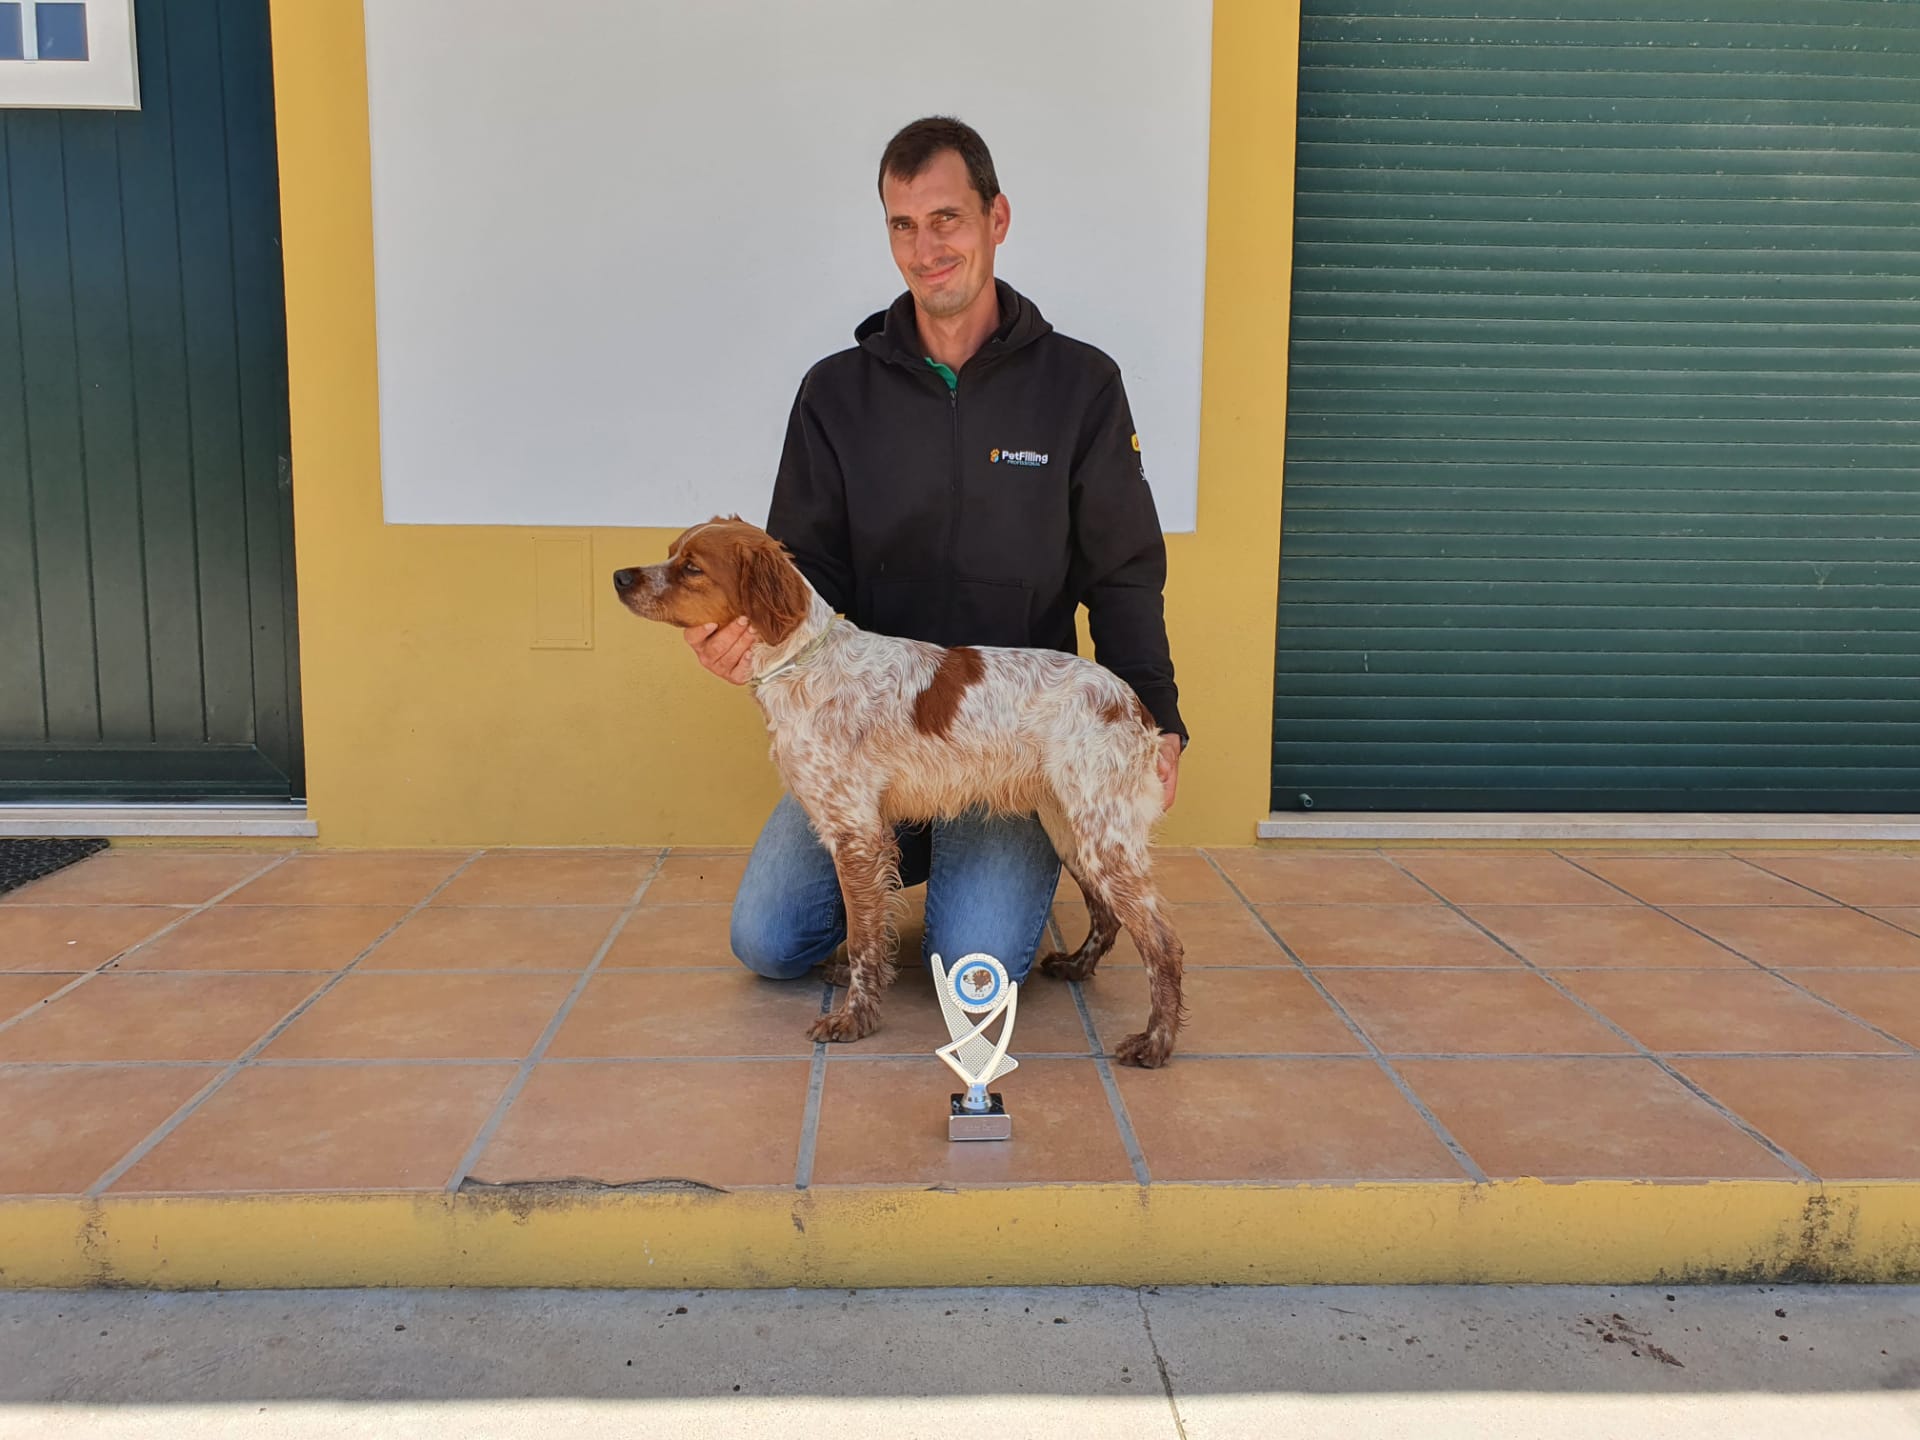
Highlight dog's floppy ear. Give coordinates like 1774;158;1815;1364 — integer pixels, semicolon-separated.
737;535;810;647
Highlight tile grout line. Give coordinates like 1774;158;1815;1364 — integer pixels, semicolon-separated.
0;852;299;1033
1046;909;1150;1185
1722;852;1920;1034
1728;853;1920;936
442;851;671;1192
1072;983;1152;1186
1198;849;1490;1184
792;982;833;1190
1870;908;1920;940
80;851;488;1197
1390;850;1818;1181
1554;852;1920;1059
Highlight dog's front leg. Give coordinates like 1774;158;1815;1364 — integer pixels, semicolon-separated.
809;827;900;1044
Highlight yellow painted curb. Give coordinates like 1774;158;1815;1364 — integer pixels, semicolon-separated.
5;1182;1919;1290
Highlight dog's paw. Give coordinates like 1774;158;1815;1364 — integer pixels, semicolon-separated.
1113;1029;1174;1069
818;959;852;988
809;1006;879;1045
1036;950;1096;982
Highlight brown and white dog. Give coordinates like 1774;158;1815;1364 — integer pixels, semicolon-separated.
613;517;1185;1067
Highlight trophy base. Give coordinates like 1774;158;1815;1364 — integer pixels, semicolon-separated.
948;1093;1012;1142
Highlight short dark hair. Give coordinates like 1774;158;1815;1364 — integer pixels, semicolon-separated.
877;116;1001;211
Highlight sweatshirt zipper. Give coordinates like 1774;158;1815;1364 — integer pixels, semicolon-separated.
940;383;961;640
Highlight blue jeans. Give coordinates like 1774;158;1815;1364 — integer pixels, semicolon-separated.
731;793;1061;984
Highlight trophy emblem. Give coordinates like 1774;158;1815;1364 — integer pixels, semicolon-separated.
933;952;1019;1141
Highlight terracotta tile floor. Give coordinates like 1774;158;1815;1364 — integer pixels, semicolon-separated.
3;844;1920;1198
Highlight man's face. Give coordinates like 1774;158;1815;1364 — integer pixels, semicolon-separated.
882;148;1010;321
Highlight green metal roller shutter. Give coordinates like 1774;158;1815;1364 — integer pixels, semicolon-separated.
1272;0;1920;813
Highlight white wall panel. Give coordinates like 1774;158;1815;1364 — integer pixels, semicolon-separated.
362;0;1212;531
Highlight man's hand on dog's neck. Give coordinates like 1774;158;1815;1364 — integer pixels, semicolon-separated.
685;616;758;685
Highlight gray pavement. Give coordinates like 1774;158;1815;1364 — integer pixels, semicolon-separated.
0;1284;1915;1438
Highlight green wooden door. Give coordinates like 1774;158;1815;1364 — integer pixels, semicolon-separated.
0;0;300;801
1273;0;1920;812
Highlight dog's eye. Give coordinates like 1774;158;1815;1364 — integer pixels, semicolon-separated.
682;563;703;578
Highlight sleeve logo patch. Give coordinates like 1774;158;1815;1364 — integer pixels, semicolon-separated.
1131;432;1141;452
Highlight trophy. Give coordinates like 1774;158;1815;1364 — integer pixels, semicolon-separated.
933;952;1018;1141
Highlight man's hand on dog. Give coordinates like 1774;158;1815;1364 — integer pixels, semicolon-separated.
1157;733;1181;813
686;616;758;685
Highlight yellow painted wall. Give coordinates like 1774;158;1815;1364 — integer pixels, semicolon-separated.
268;1;1298;848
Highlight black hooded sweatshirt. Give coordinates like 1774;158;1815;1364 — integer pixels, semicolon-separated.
766;280;1186;742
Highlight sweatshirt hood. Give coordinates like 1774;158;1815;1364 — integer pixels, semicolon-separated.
855;280;1052;373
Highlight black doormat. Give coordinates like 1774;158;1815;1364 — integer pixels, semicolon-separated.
0;838;110;897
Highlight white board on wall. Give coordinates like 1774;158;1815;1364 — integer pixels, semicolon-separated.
361;1;1213;532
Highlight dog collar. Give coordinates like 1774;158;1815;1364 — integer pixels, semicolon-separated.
747;625;838;689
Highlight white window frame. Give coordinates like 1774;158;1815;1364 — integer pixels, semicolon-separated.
0;0;140;109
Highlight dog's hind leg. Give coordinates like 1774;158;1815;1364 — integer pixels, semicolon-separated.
1036;875;1121;983
1031;804;1119;982
1079;845;1185;1068
1036;883;1119;983
809;824;900;1045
